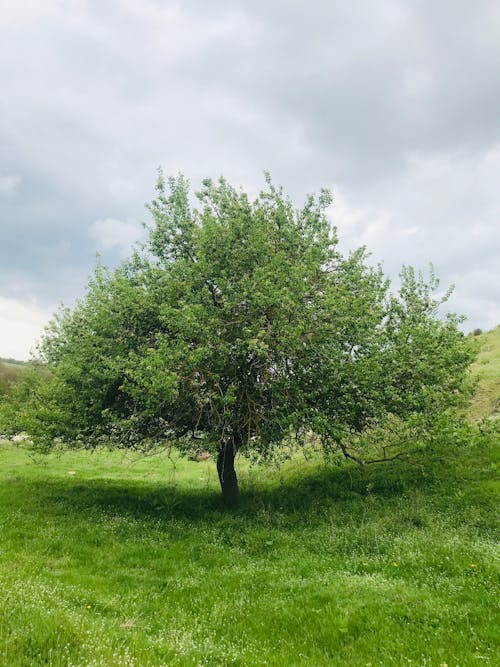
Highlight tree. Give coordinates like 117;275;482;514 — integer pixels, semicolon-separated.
1;174;474;506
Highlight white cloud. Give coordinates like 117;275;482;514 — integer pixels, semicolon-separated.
89;218;145;255
0;0;60;24
403;66;435;99
0;175;21;193
330;143;500;331
0;296;52;360
445;269;500;332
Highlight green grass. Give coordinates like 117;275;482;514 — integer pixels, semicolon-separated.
469;327;500;421
0;360;25;396
0;435;498;666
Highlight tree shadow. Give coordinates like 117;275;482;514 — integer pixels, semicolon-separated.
242;454;444;513
8;451;451;526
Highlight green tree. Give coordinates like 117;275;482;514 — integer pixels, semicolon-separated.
0;174;474;505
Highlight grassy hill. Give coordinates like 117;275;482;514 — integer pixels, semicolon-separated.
469;326;500;420
0;358;27;396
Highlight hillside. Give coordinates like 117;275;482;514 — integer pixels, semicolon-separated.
469;326;500;420
0;356;28;365
0;358;27;396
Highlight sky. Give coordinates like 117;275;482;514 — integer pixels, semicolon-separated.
1;0;499;360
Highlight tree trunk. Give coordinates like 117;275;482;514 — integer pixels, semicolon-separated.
217;441;239;507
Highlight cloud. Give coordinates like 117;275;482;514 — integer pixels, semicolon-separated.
0;175;21;193
0;296;53;360
445;268;500;332
331;144;500;328
89;218;145;255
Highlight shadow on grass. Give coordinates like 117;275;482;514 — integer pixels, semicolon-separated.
5;451;453;526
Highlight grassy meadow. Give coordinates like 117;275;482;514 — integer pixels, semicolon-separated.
0;330;499;666
469;327;500;420
0;358;27;397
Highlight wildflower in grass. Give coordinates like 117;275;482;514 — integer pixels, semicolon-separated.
392;562;399;567
470;563;477;568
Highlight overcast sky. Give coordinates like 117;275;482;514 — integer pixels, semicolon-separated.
1;0;499;359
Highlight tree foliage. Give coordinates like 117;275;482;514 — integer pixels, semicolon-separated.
0;174;475;505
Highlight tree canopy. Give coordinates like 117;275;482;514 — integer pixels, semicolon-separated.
1;174;474;505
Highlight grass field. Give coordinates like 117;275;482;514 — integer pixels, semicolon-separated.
0;329;499;666
0;434;498;667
